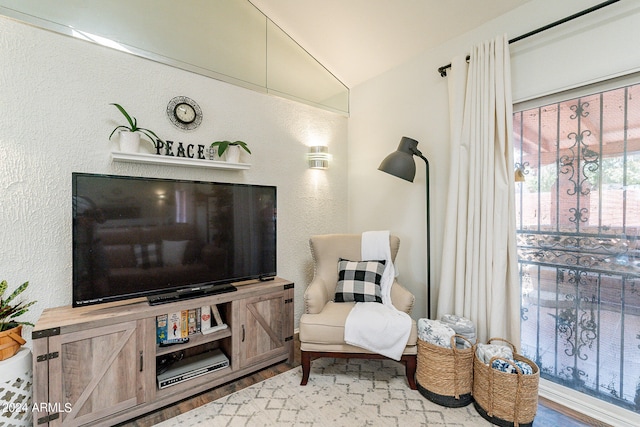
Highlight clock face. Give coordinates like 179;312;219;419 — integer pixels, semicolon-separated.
175;103;196;124
167;96;202;130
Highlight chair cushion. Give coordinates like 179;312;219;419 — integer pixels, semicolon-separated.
299;301;355;345
299;301;418;347
335;258;385;303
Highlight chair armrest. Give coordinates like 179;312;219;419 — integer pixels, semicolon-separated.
390;280;415;314
303;277;330;314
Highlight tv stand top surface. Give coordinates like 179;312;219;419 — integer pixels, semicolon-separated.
33;277;292;336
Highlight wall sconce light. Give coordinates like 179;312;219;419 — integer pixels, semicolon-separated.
308;146;330;169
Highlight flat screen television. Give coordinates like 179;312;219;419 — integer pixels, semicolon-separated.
72;173;276;307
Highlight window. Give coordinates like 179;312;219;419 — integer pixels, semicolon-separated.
513;80;640;414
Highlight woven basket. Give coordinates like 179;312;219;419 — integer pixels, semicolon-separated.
0;325;26;361
416;335;474;407
472;338;539;427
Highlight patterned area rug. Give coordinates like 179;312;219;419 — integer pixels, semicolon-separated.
155;358;491;426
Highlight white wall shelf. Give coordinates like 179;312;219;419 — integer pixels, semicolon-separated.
111;151;251;170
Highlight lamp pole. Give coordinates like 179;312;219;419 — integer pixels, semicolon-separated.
378;137;431;319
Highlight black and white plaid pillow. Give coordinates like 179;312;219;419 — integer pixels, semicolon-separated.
133;243;161;269
335;258;386;303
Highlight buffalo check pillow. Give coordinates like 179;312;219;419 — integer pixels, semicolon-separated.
335;258;386;303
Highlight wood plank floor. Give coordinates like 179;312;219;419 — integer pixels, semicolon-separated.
120;337;609;427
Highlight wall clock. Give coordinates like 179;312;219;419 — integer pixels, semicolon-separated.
167;96;202;130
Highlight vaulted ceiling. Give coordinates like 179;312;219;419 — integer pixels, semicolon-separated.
250;0;533;87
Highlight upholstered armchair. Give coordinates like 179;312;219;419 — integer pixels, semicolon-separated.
299;234;418;389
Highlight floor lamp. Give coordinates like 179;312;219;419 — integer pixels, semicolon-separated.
378;136;431;319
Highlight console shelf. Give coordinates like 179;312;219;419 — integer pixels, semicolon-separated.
32;278;293;426
111;150;251;170
156;327;232;357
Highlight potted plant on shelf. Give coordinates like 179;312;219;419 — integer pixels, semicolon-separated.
210;140;251;163
109;103;162;153
0;280;36;361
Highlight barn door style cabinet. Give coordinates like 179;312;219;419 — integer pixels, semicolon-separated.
31;278;294;426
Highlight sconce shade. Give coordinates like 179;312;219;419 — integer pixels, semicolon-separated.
378;136;420;182
308;145;329;169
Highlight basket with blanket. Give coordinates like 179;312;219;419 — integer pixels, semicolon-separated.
416;315;476;407
472;338;539;427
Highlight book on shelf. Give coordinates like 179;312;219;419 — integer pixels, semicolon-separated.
157;305;226;342
200;304;228;335
188;309;198;335
180;310;188;337
156;314;168;344
167;311;187;339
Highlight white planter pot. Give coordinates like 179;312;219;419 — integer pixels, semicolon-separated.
225;145;241;163
119;131;141;153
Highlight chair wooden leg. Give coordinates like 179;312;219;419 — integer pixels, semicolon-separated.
300;350;311;385
403;354;417;390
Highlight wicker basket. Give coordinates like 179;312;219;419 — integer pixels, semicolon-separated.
472;338;539;427
0;325;26;361
416;334;475;407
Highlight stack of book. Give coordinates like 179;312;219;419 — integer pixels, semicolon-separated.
157;305;227;344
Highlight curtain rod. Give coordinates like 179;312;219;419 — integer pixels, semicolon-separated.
437;0;621;77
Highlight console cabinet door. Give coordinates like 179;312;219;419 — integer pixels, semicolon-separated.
46;320;150;426
238;289;293;368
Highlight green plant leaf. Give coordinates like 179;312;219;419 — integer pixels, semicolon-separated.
210;140;251;156
0;280;35;328
111;103;135;129
210;140;231;156
138;127;162;143
109;104;163;143
233;140;251;154
4;281;28;306
109;125;130;140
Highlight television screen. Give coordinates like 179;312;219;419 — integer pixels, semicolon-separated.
72;173;276;307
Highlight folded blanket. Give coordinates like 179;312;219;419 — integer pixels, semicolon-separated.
440;314;476;334
345;301;412;360
476;343;514;364
343;231;412;361
418;318;451;347
492;359;533;375
440;314;476;347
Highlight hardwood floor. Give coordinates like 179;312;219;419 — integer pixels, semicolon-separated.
120;337;609;427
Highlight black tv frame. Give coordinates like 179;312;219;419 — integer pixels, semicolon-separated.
72;173;277;307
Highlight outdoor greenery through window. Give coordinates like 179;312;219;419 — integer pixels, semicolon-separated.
513;80;640;413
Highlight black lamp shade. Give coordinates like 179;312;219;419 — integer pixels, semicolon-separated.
378;136;419;182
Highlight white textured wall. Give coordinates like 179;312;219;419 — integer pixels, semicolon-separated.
0;16;348;346
348;0;640;320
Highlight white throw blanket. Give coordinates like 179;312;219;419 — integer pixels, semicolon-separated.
344;231;412;361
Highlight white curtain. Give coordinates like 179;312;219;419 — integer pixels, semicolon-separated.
436;34;520;346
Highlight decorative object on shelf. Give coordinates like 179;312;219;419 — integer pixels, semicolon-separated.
167;96;202;131
307;145;330;169
224;145;241;163
109;103;162;153
0;280;36;361
378;136;432;319
210;140;251;163
118;130;141;153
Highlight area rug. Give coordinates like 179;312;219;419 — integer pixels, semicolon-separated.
154;358;491;426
